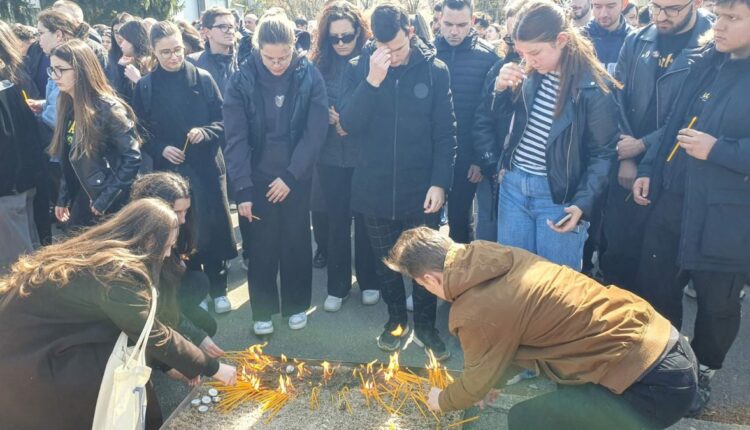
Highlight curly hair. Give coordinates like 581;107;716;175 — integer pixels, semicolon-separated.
310;1;371;77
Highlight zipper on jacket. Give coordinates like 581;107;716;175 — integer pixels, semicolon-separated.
654;66;689;128
68;152;94;203
562;91;583;203
392;78;400;220
508;83;531;168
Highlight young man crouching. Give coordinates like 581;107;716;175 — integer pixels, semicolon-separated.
385;227;698;429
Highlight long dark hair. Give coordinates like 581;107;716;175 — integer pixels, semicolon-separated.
130;172;196;258
0;20;30;86
118;19;153;74
108;12;134;66
0;198;178;308
311;1;371;76
513;0;620;116
48;39;139;159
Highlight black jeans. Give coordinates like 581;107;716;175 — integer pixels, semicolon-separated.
311;211;328;257
633;191;690;328
363;214;439;332
600;179;651;291
447;164;477;244
507;335;698;430
318;165;379;297
690;270;745;369
247;180;312;321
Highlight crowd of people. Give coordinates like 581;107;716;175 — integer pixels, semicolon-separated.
0;0;749;428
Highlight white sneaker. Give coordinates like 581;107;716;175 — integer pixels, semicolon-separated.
214;296;232;314
288;312;308;330
362;290;381;305
254;320;274;335
324;294;348;312
406;294;414;312
684;282;697;299
199;298;210;312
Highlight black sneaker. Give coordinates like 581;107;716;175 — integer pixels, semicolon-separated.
313;249;327;269
377;322;411;351
414;328;451;361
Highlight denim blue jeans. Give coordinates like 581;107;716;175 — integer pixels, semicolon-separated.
498;169;589;270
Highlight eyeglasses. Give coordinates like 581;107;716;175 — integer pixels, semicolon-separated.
649;0;693;18
46;65;73;79
327;32;358;45
261;52;293;66
157;46;185;59
210;24;236;34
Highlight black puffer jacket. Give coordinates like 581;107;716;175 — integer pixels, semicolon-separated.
435;32;498;166
643;45;750;272
223;52;328;203
57;97;141;213
187;48;238;97
617;10;713;150
339;38;457;220
474;70;618;219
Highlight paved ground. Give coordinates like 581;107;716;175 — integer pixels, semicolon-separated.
155;219;750;429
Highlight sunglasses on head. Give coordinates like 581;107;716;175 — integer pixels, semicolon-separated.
328;32;357;45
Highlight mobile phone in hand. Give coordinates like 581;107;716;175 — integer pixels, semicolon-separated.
554;213;572;228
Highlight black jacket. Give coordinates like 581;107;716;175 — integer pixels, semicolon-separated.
134;62;237;261
187;47;238;97
339;38;457;220
317;54;360;168
435;32;498;166
223;52;328;203
0;82;46;197
642;45;750;272
474;70;619;219
21;41;49;96
58;98;141;213
617;10;713;151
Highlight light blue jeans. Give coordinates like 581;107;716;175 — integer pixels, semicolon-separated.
497;169;589;271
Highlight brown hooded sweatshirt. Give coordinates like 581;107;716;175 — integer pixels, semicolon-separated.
438;241;672;412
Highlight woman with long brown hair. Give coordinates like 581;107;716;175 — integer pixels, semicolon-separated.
474;0;619;270
0;198;236;430
310;1;380;312
49;39;142;227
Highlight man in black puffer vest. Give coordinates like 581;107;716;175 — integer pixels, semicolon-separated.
435;0;498;244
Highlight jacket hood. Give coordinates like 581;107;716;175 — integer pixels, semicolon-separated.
443;241;514;302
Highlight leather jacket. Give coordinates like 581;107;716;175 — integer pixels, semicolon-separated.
475;70;619;219
58;97;141;213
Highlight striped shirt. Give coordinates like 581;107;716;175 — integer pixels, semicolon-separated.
512;73;560;176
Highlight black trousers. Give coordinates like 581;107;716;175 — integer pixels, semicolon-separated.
447;164;478;244
318;165;379;297
238;214;252;260
311;210;328;256
247;180;312;321
600;180;651;291
635;191;744;369
186;257;227;299
507;334;697;430
178;270;218;338
363;214;439;332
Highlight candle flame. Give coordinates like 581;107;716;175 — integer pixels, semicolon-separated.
390;324;405;337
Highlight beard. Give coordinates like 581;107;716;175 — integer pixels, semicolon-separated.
657;6;694;35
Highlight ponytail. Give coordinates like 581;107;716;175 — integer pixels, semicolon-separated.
253;8;296;49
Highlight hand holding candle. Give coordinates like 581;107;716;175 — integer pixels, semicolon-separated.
666;116;698;162
495;61;527;93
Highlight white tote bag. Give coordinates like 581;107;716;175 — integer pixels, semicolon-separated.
92;286;158;430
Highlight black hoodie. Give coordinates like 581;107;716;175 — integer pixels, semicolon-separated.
339;37;457;220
